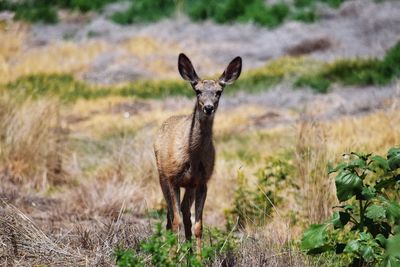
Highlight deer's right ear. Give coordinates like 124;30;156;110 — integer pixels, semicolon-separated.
178;53;200;85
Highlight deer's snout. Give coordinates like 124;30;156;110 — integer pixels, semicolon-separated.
203;105;214;115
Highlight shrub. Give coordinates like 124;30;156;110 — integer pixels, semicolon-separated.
111;0;176;25
185;0;221;21
0;0;119;23
61;0;117;12
114;223;238;267
13;1;58;24
301;148;400;266
295;41;400;92
292;8;318;23
226;156;293;229
295;75;331;93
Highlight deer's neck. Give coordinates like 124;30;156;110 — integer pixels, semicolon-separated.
189;104;214;152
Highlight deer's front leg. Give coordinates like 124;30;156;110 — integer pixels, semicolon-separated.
181;188;195;240
194;184;207;256
169;183;182;232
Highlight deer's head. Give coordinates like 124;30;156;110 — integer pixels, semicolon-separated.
178;53;242;117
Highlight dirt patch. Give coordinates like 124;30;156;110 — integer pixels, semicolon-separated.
285;37;332;56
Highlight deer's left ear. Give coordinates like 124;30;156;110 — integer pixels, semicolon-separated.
219;56;242;86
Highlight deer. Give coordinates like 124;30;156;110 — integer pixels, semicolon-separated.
154;53;242;255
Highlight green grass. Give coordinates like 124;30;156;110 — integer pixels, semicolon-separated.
295;41;400;92
4;74;111;102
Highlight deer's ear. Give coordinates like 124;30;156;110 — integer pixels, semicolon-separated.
178;53;200;85
219;56;242;86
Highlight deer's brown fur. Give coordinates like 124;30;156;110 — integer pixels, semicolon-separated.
154;53;242;255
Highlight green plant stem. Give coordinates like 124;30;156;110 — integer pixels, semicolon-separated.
359;199;364;231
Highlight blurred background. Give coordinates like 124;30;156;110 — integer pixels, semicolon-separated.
0;0;400;265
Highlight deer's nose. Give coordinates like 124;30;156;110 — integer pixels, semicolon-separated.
203;105;214;115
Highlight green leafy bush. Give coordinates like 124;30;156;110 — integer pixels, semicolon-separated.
114;223;237;267
111;0;176;24
0;0;350;25
0;0;118;23
111;0;348;27
10;0;59;24
187;0;291;28
301;148;400;266
295;75;331;93
292;8;318;23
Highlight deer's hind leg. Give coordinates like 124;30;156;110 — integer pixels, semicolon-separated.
194;184;207;255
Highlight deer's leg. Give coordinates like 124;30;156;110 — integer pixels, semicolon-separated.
181;188;195;241
160;178;173;230
194;184;207;256
169;182;182;232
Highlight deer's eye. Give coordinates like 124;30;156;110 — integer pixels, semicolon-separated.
215;91;222;97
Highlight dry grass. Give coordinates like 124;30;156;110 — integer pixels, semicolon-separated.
5;41;106;84
0;22;106;84
123;36;182;79
0;200;152;266
0;202;86;266
294;119;335;224
0;94;67;189
65;128;161;218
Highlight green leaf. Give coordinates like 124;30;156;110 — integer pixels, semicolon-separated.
345;204;354;212
386;201;400;223
371;155;390;172
344;240;360;253
349;158;367;169
335;171;363;202
351;152;372;160
387;147;400;170
328;162;347;174
375;234;387;248
387;234;400;258
361;186;376;200
360;245;375;262
375;176;400;192
332;211;351;229
300;224;329;253
382;235;400;267
365;204;386;222
381;255;400;267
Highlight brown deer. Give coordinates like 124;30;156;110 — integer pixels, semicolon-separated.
154;53;242;254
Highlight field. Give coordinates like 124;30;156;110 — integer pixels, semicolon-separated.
1;0;400;266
